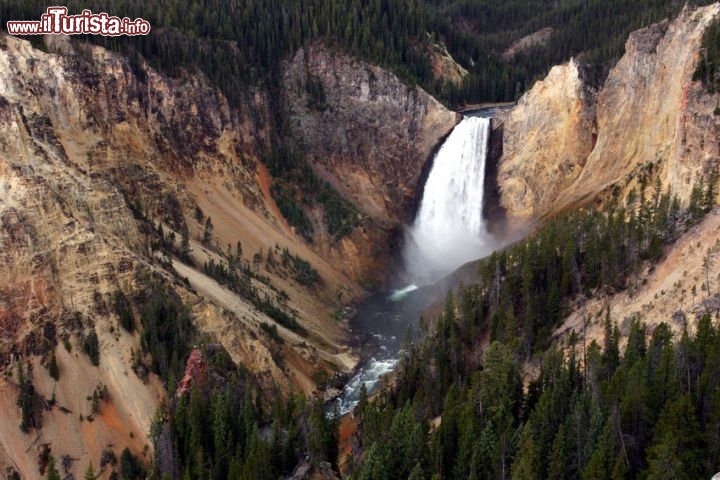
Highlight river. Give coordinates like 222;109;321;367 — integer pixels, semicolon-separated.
334;284;437;415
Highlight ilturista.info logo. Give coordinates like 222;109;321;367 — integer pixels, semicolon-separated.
6;6;151;36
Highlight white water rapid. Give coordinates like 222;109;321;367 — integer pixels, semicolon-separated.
405;115;495;282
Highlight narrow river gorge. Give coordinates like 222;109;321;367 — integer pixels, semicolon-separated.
336;108;505;415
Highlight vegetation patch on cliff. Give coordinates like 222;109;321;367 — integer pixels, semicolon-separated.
266;144;361;242
694;15;720;94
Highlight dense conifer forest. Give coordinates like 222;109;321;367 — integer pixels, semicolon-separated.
153;346;339;480
134;168;718;480
2;0;717;107
343;175;719;479
348;314;720;480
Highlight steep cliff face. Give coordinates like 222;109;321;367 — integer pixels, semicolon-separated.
425;39;469;86
494;59;596;223
0;35;377;478
0;33;304;365
494;3;720;223
280;45;459;283
0;30;458;476
563;5;720;208
283;45;460;226
489;3;720;352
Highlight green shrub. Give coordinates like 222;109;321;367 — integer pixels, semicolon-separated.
83;328;100;366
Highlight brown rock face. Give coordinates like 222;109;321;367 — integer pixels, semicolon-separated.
563;5;720;208
0;35;375;477
283;45;460;226
502;27;554;61
425;39;469;85
495;3;720;223
495;59;596;223
0;32;458;476
0;33;273;354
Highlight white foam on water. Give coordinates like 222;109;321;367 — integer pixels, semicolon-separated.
336;115;499;416
336;357;398;415
388;284;419;301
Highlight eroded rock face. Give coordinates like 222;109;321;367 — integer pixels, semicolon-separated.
176;347;207;397
0;34;365;478
426;39;469;85
0;33;269;352
495;3;720;223
564;5;720;208
283;45;460;226
0;31;458;476
502;27;554;61
495;59;596;222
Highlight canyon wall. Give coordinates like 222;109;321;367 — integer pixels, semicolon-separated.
0;33;326;478
281;45;459;282
0;30;460;476
283;45;459;226
489;3;720;354
494;58;596;223
494;4;720;224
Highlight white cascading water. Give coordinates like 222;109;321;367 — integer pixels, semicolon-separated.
336;114;497;416
405;115;495;282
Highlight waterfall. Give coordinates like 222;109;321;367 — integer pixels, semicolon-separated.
405;115;495;282
336;114;498;416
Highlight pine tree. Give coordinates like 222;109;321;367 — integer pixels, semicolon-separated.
180;227;191;259
581;418;617;480
602;312;620;379
306;399;338;467
83;328;100;366
547;424;568;480
84;462;96;480
46;454;61;480
408;462;425;480
360;443;388;480
120;448;146;479
212;391;231;478
203;217;214;244
16;361;41;432
511;426;541;480
48;351;59;381
624;320;647;366
479;342;521;435
704;172;717;211
645;395;704;480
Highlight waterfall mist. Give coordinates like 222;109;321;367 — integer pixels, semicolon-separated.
404;115;496;283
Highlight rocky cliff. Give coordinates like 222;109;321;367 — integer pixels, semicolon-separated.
281;45;459;282
494;3;720;224
494;58;596;223
489;3;720;351
283;45;459;226
0;28;460;475
0;32;432;478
